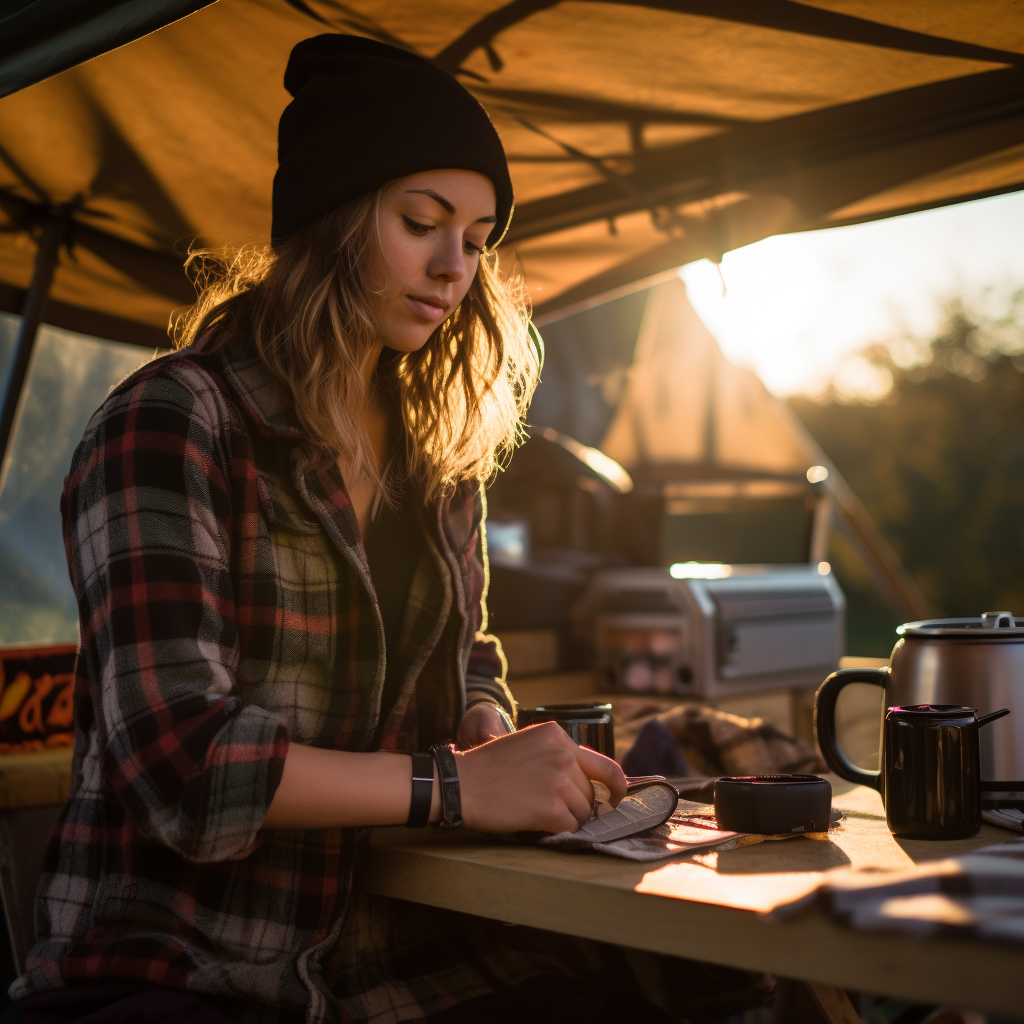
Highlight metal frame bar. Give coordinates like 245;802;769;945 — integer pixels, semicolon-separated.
0;213;64;497
772;399;932;621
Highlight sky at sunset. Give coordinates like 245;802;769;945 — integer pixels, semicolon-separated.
679;190;1024;399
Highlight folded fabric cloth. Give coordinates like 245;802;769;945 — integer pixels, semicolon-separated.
512;800;842;863
983;808;1024;834
771;836;1024;944
614;699;827;777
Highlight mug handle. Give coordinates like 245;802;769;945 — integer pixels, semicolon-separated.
814;668;888;791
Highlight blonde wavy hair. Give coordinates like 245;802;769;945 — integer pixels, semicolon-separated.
172;187;539;503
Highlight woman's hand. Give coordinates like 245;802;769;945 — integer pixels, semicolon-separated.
456;703;512;749
454;721;627;835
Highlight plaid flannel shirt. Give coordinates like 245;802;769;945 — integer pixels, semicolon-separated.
12;333;515;1023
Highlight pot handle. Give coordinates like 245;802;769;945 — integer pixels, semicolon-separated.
814;668;888;792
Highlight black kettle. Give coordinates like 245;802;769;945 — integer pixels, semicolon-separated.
817;693;1009;839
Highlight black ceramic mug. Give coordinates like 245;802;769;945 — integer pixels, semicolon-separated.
816;686;1009;839
516;703;615;759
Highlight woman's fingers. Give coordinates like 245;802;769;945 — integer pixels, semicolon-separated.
544;802;586;836
559;769;597;828
569;741;628;805
561;748;600;818
455;720;628;835
533;736;594;830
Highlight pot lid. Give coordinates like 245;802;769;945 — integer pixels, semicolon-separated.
888;704;978;717
898;612;1024;638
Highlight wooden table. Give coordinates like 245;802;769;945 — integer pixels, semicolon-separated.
363;782;1024;1016
0;747;75;972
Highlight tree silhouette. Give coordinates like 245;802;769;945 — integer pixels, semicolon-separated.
791;288;1024;654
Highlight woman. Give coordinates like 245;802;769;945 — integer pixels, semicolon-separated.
11;34;634;1024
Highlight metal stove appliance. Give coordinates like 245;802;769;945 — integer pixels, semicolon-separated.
580;564;845;700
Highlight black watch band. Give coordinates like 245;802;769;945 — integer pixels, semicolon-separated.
430;743;463;828
406;752;434;828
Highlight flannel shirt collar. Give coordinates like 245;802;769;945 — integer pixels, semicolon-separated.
200;327;476;579
204;332;306;441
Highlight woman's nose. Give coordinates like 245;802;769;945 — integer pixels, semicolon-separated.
428;235;466;282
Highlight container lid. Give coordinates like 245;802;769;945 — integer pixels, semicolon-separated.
887;703;977;718
716;774;826;786
898;612;1024;638
518;703;613;718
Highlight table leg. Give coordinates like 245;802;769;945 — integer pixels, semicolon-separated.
805;982;861;1024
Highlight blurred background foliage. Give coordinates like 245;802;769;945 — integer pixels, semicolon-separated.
791;286;1024;655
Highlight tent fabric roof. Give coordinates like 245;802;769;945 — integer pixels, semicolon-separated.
594;275;932;618
1;1;1022;344
599;276;811;476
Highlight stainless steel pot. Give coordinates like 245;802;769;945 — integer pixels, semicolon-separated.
814;611;1024;787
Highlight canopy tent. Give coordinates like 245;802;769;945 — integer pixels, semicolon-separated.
1;2;1023;336
598;276;930;618
0;2;1022;483
600;278;810;475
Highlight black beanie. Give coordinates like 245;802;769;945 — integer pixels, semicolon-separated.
271;35;514;248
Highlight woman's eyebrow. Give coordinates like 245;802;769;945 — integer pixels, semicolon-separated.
406;188;497;224
406;189;455;214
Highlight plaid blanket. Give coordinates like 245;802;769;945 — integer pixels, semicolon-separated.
771;837;1024;944
615;698;827;777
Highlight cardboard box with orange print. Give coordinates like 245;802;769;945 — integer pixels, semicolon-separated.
0;645;76;753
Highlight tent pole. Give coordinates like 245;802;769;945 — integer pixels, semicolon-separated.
772;397;932;621
0;212;64;498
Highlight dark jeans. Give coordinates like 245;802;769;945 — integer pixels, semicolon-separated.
18;983;240;1024
18;976;678;1024
428;972;680;1023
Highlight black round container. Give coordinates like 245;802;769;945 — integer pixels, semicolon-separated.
714;774;832;835
516;703;614;759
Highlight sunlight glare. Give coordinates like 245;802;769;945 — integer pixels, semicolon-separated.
669;562;733;580
678;191;1024;398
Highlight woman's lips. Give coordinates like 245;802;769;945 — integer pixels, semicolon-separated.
406;295;447;321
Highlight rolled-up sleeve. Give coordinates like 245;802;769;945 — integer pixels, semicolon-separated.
466;630;514;719
461;485;516;722
62;368;289;863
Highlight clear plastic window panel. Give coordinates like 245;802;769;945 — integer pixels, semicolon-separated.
0;313;161;645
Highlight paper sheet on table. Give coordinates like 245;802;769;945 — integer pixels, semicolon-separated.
531;800;841;863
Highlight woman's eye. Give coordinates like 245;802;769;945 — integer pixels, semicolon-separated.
463;239;483;255
402;216;432;235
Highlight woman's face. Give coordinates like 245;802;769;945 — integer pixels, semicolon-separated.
370;168;497;353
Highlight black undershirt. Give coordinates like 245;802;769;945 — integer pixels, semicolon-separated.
364;473;423;723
